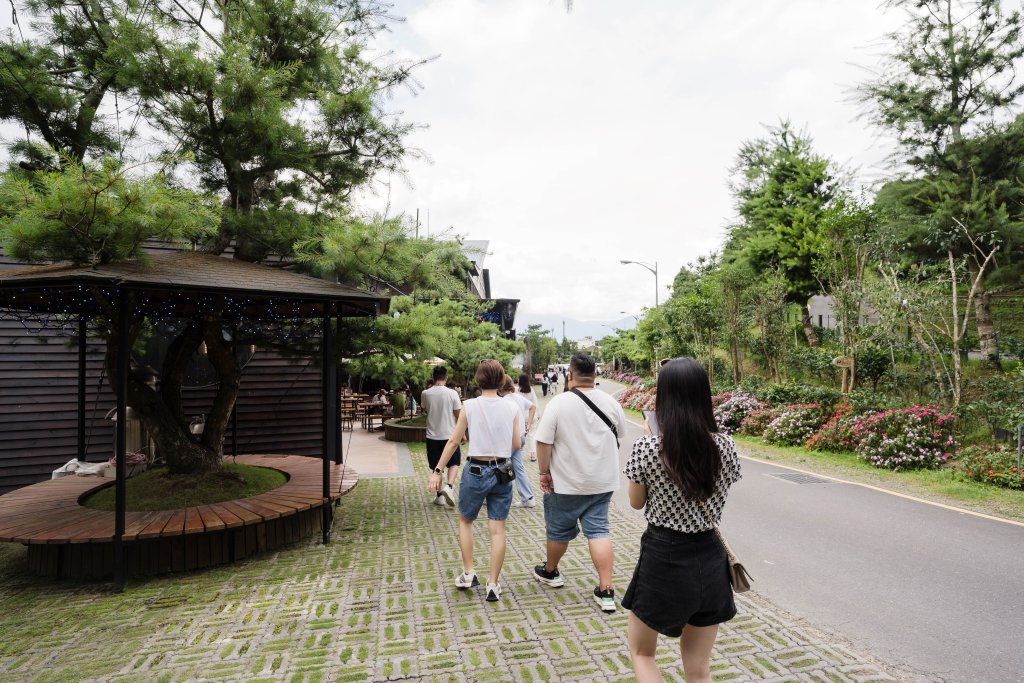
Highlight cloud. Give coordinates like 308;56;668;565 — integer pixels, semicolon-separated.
367;1;902;319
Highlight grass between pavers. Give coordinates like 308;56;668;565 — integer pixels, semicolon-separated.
0;439;902;683
733;434;1024;522
84;462;287;511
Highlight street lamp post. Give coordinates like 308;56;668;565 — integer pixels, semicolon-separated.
620;260;658;309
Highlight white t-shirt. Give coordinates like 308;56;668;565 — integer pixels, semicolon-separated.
463;396;519;458
534;388;627;495
421;385;462;440
504;392;535;439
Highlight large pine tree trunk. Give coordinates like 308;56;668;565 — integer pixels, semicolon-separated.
800;303;821;347
974;285;1000;370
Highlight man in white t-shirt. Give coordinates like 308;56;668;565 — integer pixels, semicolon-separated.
532;353;627;613
421;365;463;507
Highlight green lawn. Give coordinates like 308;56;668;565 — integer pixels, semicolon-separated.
732;434;1024;522
84;462;287;511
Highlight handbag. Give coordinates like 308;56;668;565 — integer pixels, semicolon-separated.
698;500;753;593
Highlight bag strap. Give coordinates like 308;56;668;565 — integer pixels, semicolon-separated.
570;388;619;446
695;498;737;564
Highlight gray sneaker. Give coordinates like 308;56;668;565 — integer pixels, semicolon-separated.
514;497;536;508
455;571;479;589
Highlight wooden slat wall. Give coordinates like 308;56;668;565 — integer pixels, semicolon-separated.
0;251;324;494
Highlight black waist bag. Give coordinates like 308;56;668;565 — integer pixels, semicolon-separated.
495;460;515;485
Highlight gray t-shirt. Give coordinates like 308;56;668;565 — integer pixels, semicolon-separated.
421;385;462;440
534;388;627;495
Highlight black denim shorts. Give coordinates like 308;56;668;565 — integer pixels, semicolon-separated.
621;524;737;637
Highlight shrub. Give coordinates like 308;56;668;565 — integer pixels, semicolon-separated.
757;383;843;410
738;407;781;437
950;445;1024;489
763;404;827;446
805;404;862;452
852;406;957;470
621;386;656;411
844;389;899;413
714;393;763;434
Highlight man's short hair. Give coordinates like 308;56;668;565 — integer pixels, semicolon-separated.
432;365;448;382
569;353;596;378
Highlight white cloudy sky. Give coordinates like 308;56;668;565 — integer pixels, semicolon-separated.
358;0;907;320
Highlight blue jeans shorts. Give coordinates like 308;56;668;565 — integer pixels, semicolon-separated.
543;491;613;542
458;460;513;522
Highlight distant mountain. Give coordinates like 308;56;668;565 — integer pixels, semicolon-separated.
514;314;636;342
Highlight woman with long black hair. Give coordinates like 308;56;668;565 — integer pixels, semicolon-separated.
621;358;742;683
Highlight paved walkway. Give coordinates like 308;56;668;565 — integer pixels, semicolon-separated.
0;434;905;683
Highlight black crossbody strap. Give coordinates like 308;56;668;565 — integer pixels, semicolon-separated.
570;388;619;446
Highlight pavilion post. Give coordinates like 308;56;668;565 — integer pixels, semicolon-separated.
334;313;342;466
113;290;129;592
78;315;87;463
320;308;335;544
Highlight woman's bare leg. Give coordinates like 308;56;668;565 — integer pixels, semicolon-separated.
458;516;474;574
679;624;718;683
627;612;664;683
487;519;506;584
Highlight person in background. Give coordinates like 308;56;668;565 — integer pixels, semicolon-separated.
550;369;560;393
389;388;406;418
532;353;627;613
429;360;520;602
622;358;742;683
502;374;538;508
421;366;463;507
540;372;549;397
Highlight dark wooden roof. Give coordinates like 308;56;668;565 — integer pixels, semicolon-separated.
0;251;388;318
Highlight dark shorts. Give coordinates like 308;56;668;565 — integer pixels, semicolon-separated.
426;439;461;470
622;525;736;637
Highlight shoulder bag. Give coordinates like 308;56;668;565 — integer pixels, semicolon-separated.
697;499;753;593
570;388;619;448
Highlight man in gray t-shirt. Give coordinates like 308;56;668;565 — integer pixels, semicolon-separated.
421;365;463;507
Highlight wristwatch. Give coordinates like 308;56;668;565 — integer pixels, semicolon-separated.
433;467;443;474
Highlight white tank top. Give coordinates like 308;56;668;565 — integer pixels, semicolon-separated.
463;396;518;458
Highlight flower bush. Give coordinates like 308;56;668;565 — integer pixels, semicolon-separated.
763;404;827;446
714;393;763;434
711;391;733;409
852;406;957;470
619;386;656;411
738;407;781;437
805;404;863;452
950;445;1024;490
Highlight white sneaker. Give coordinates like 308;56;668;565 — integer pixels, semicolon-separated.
514;498;536;508
441;483;457;507
485;582;502;602
431;494;445;506
455;571;479;589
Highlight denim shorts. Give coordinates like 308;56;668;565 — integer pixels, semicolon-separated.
458;461;513;522
543;491;612;542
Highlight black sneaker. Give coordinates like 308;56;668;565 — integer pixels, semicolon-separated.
533;564;565;587
594;586;616;613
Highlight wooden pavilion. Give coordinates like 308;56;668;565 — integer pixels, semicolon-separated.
0;251;388;590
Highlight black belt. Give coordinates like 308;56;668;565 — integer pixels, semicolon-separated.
467;457;508;465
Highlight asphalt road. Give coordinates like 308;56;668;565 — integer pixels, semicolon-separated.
585;380;1024;683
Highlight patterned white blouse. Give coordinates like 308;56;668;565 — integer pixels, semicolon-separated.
624;433;742;533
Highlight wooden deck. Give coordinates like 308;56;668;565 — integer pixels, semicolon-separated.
0;455;358;578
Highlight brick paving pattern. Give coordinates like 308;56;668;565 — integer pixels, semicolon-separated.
0;445;903;682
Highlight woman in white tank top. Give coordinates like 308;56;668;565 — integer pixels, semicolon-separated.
429;360;520;603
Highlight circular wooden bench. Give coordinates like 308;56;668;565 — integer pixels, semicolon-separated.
0;455;358;579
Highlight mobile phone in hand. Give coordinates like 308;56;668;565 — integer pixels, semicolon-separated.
643;410;659;437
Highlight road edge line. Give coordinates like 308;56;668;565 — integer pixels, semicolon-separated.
621;413;1024;529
